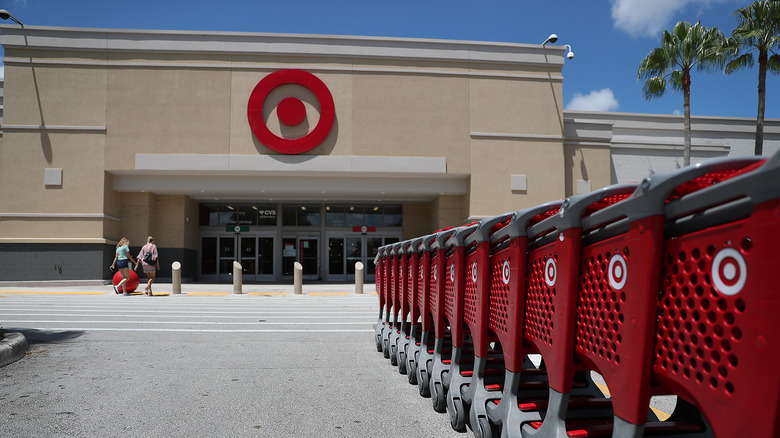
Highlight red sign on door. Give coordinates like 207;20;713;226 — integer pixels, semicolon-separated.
353;226;376;233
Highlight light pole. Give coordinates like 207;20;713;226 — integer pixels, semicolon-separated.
0;9;24;27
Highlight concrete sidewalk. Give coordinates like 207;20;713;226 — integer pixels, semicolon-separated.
0;281;377;296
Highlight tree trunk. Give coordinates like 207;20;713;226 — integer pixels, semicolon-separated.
756;50;767;156
683;72;692;167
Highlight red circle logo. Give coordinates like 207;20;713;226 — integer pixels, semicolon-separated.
247;69;335;154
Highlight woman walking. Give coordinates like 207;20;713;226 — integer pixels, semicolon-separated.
110;237;137;296
136;236;160;296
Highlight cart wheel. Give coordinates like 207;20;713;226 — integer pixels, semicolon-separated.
473;416;499;438
407;360;418;385
431;381;447;413
382;337;390;359
447;393;468;432
397;350;407;374
417;367;431;397
389;343;398;366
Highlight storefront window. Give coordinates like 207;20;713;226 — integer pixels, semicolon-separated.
283;204;321;226
254;204;278;226
365;206;383;226
325;205;345;226
199;204;219;226
384;206;402;226
199;203;400;227
236;205;257;226
298;205;321;226
345;206;363;226
219;204;237;226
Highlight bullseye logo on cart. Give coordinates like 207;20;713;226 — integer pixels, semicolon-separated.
247;69;335;154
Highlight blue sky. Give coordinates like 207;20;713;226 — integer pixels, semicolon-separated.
1;0;777;119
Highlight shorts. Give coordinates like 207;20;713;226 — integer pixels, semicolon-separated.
116;259;129;269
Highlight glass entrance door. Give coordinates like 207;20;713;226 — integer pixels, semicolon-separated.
282;236;320;280
218;235;237;282
325;234;398;281
205;234;275;282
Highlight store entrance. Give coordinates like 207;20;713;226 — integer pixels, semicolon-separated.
282;236;320;280
326;234;399;282
200;233;275;282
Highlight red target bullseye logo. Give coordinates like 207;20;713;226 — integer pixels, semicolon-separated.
544;258;557;287
608;254;627;290
711;248;747;296
502;260;511;285
247;69;335;154
450;264;455;282
471;262;478;283
433;265;438;281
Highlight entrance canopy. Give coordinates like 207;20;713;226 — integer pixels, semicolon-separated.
113;154;467;201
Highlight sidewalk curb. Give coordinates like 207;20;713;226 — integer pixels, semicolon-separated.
0;332;29;367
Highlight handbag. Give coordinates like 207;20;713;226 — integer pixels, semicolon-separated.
143;245;156;264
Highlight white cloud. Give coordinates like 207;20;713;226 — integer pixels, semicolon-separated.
609;0;733;38
672;109;683;115
0;65;4;79
566;88;619;112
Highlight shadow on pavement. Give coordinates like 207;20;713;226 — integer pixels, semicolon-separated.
13;329;85;345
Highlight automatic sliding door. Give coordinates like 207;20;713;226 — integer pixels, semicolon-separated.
346;236;362;278
218;235;236;281
240;236;256;281
366;237;382;277
257;237;274;279
299;237;319;278
328;237;345;280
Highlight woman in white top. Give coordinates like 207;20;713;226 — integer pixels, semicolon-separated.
136;236;160;296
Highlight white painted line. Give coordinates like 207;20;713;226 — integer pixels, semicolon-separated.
4;327;373;333
0;313;374;320
4;320;374;325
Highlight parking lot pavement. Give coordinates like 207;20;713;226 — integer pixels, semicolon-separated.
0;285;468;437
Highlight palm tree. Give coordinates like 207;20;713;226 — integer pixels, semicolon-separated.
638;21;727;166
724;0;780;156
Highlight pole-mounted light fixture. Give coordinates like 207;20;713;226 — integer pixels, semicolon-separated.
0;9;24;27
542;33;574;60
542;34;558;46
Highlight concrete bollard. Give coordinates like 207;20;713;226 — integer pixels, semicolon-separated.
293;261;303;294
233;261;242;294
354;261;364;294
171;261;182;294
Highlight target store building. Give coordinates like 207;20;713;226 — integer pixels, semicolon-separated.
1;25;778;283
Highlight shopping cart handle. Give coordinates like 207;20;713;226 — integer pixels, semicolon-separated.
490;200;564;245
464;211;514;246
446;223;479;250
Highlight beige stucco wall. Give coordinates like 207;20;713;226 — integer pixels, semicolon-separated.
0;27;570;247
563;144;613;196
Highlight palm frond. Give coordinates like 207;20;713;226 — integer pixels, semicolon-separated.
769;53;780;74
642;76;667;99
725;53;755;74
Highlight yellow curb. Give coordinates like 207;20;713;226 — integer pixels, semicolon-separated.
650;406;671;421
309;292;351;295
593;380;670;421
0;291;106;295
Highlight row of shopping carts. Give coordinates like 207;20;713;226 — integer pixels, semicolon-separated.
373;152;780;438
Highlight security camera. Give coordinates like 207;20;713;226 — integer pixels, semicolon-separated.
542;34;558;46
564;45;574;60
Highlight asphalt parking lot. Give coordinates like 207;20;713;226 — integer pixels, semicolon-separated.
0;284;466;437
